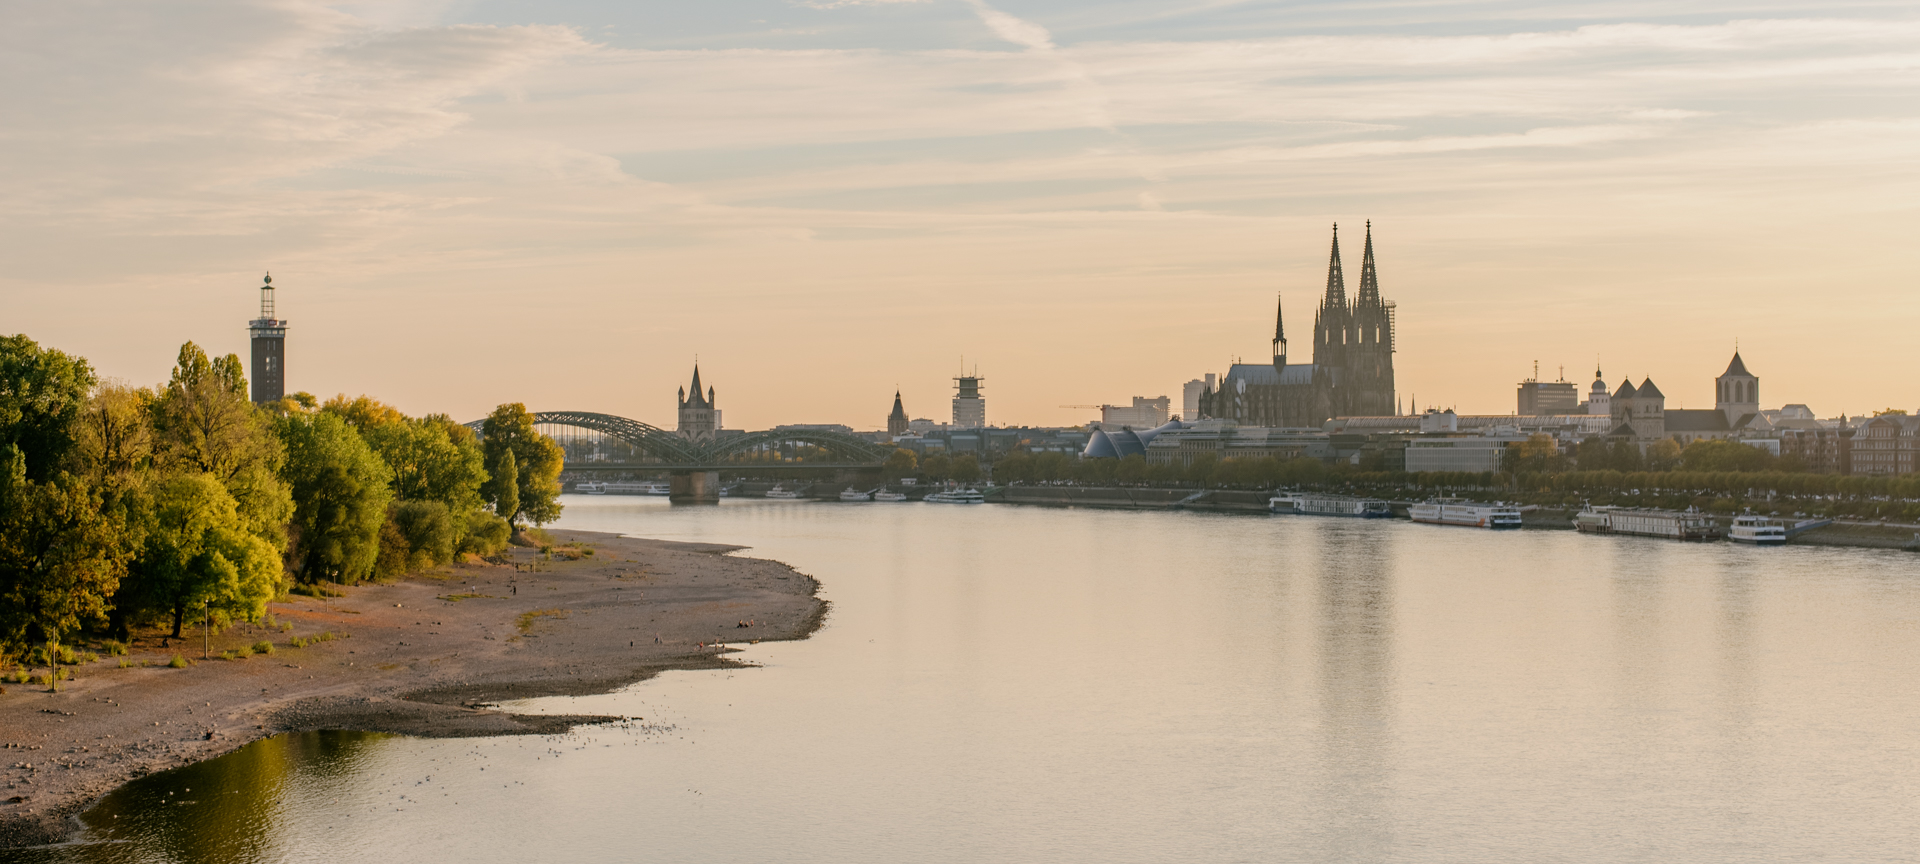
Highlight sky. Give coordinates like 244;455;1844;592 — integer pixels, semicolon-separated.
5;0;1918;429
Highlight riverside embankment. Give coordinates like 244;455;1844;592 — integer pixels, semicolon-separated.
0;530;823;849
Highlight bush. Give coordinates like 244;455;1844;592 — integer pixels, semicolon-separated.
281;622;293;632
168;654;188;668
460;512;511;557
118;659;133;668
289;637;307;648
252;641;274;655
107;641;129;656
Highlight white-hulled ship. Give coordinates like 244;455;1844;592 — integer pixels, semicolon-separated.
1409;499;1524;529
602;481;671;496
1269;492;1392;518
923;488;985;504
839;488;873;502
1729;514;1787;544
575;481;606;494
873;491;909;502
764;485;802;499
1574;505;1721;541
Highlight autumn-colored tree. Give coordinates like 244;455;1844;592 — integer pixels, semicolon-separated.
480;404;563;527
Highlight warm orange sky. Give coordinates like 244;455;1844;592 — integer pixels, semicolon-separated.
6;1;1917;429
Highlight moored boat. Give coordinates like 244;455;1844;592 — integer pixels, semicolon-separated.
602;481;672;496
1729;514;1787;544
1574;505;1721;540
1409;499;1523;529
839;487;874;502
574;481;606;494
924;488;985;504
764;484;802;499
1269;492;1392;518
873;491;910;502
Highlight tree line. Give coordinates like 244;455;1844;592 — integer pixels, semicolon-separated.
0;334;564;680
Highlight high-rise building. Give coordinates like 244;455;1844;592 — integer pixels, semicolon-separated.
952;373;985;428
1517;363;1579;415
887;391;910;437
248;273;287;404
1181;375;1215;422
677;365;720;438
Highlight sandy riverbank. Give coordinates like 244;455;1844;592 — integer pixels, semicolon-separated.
0;530;824;848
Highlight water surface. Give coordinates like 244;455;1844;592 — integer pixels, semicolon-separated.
14;497;1920;862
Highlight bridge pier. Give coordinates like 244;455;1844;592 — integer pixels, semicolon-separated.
669;470;722;504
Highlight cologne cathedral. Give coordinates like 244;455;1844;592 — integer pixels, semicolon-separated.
1198;223;1398;428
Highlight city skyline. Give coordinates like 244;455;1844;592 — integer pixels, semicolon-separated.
6;1;1918;428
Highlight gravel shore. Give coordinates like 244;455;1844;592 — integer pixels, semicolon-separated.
0;530;825;848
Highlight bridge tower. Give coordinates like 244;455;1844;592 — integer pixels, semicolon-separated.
248;273;287;404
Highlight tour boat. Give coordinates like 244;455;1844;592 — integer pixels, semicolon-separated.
764;485;802;499
602;481;672;496
1409;499;1524;529
1574;505;1721;541
923;488;986;504
839;488;873;502
1268;492;1392;518
1728;514;1787;545
873;491;910;502
575;481;606;494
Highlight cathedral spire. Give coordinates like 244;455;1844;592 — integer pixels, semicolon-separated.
1356;220;1381;307
1322;222;1346;308
1271;293;1288;372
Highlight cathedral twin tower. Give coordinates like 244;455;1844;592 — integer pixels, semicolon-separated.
1201;222;1397;428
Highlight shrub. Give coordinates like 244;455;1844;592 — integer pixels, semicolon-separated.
168;655;189;668
281;622;294;632
289;636;307;648
459;512;511;557
107;642;129;656
78;652;99;664
118;659;133;669
252;641;274;655
220;650;238;661
55;646;76;665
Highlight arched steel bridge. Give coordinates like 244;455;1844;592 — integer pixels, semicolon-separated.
470;411;894;471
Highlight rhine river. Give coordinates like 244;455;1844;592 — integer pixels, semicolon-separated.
12;497;1920;863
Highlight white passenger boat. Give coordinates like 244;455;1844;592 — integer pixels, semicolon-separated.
575;481;606;494
873;491;909;502
1574;506;1721;541
764;485;802;499
923;488;986;504
1729;514;1787;544
1409;499;1523;529
1268;492;1392;518
839;488;873;502
603;481;672;496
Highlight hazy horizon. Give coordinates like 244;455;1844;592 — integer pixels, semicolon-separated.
6;0;1917;429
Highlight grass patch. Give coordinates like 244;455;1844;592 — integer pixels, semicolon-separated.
106;641;129;656
290;582;346;599
516;608;569;633
437;593;496;603
252;641;275;655
118;659;134;669
168;655;188;668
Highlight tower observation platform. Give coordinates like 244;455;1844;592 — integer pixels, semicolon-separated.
248;273;287;404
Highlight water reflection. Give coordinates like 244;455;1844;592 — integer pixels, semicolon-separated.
10;502;1920;864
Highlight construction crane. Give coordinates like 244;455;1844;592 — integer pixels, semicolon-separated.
1059;404;1105;410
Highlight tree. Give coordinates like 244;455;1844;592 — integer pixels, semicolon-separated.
151;342;292;550
277;412;394;584
479;404;563;527
1681;439;1773;473
1115;453;1149;485
321;394;405;432
1034;452;1072;483
0;445;132;683
127;473;280;638
0;335;97;481
71;382;154;481
921;452;951;482
993;451;1034;484
882;448;917;479
950;453;982;484
1646;438;1683;472
485;447;519;523
361;413;492;550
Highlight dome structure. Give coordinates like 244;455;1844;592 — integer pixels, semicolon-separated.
1083;419;1184;459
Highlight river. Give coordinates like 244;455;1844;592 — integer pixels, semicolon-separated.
12;496;1920;863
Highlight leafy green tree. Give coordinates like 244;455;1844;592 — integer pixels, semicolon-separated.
1115;453;1149;485
151;342;292;550
882;448;917;479
1033;451;1072;483
485;447;519;523
321;394;405;432
1646;438;1683;472
277;412;394;584
1681;439;1774;473
921;452;951;482
375;500;455;579
71;382;154;480
950;453;982;484
128;473;280;638
480;404;563;527
362;413;492;549
0;445;132;682
993;451;1034;484
0;335;97;481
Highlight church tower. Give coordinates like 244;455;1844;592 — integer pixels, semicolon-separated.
1346;222;1396;415
247;273;287;404
887;391;910;437
1311;224;1351;377
1715;351;1759;426
1270;293;1288;374
676;365;719;439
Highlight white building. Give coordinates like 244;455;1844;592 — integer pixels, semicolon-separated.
1094;396;1170;430
1181;375;1215;422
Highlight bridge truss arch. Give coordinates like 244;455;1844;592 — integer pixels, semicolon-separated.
472;411;893;470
